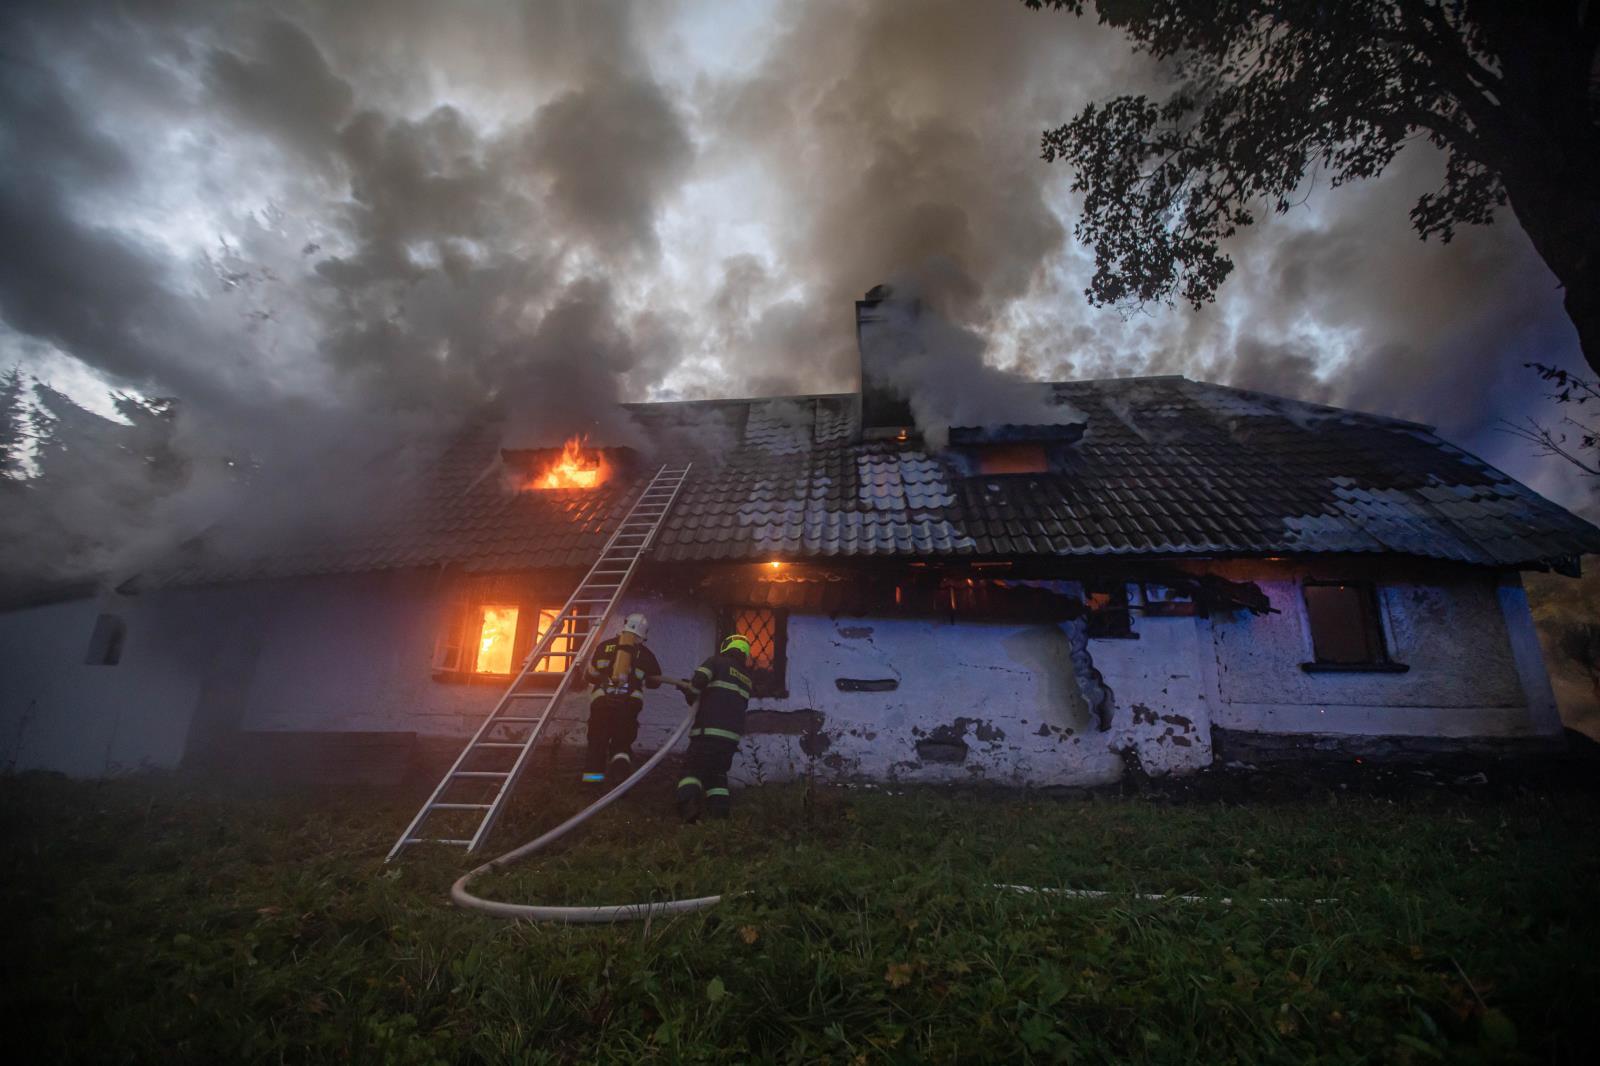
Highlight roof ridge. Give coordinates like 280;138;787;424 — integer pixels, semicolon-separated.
1177;378;1437;433
624;391;855;409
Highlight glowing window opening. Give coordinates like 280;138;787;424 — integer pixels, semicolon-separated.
474;605;519;675
976;443;1048;475
717;606;788;697
533;608;581;674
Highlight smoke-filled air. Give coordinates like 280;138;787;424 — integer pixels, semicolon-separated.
1;0;1594;589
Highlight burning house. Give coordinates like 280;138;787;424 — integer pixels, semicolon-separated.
3;288;1599;786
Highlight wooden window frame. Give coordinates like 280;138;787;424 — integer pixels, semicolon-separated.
472;603;522;677
716;606;789;699
1299;580;1409;673
432;577;585;684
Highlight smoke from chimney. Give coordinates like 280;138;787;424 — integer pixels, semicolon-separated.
853;280;1084;448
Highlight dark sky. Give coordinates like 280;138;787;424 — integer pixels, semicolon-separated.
2;0;1595;527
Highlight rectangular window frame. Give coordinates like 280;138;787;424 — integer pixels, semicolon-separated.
975;443;1049;476
1085;582;1136;639
716;606;789;699
472;603;522;677
1299;580;1409;673
530;607;584;675
432;577;587;685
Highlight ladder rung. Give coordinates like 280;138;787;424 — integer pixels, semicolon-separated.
571;597;615;603
431;803;493;811
474;741;525;749
453;771;509;778
509;693;552;700
406;838;472;846
494;716;544;724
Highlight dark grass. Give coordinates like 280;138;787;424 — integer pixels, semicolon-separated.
1;771;1596;1064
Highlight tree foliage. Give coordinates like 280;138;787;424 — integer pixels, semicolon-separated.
0;365;28;481
1026;1;1600;373
1500;363;1600;479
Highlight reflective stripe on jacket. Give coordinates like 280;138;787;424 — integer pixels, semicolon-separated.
688;651;752;738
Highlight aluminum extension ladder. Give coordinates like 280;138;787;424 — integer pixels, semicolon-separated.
385;463;692;861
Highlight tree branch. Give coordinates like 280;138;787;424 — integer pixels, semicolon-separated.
1498;416;1600;476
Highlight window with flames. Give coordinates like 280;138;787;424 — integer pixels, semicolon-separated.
434;587;586;680
716;606;788;698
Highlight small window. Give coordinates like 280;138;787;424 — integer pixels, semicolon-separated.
1085;583;1134;639
976;443;1047;475
85;613;125;665
717;606;788;698
1302;582;1397;669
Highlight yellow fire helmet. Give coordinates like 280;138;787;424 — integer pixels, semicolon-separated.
720;634;751;658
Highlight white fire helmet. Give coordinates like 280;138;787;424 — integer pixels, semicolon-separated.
620;613;649;641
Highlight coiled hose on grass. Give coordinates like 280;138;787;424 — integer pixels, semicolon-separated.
450;703;725;924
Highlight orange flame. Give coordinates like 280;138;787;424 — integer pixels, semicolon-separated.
529;435;609;490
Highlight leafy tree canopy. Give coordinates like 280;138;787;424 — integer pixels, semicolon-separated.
1026;1;1600;373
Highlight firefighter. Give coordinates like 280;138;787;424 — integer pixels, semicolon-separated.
580;613;663;786
674;633;753;821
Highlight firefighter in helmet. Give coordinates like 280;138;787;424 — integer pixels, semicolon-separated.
581;612;663;786
674;633;754;821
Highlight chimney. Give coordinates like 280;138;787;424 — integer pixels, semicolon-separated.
854;284;916;440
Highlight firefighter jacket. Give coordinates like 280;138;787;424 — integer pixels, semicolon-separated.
687;651;753;741
585;638;662;708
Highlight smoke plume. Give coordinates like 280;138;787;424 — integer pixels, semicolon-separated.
0;0;1593;592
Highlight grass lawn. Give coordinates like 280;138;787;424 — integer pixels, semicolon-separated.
2;770;1596;1064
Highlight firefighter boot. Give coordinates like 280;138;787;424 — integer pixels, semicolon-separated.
607;750;634;789
705;787;731;819
675;777;705;823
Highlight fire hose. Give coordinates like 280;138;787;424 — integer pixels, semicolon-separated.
448;683;1333;922
450;684;726;924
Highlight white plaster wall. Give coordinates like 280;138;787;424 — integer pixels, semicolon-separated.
0;591;232;776
727;613;1126;787
5;561;1560;782
1093;616;1213;775
482;595;1124;786
467;593;1134;786
235;572;500;736
1207;569;1551;737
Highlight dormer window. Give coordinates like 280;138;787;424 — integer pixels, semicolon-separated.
976;443;1048;475
946;424;1081;478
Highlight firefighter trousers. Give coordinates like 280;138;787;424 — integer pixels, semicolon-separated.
675;734;737;820
585;695;642;775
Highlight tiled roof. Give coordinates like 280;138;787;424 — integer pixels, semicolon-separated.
157;376;1600;586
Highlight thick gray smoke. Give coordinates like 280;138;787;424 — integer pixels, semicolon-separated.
0;0;696;583
0;0;1593;593
857;269;1084;449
